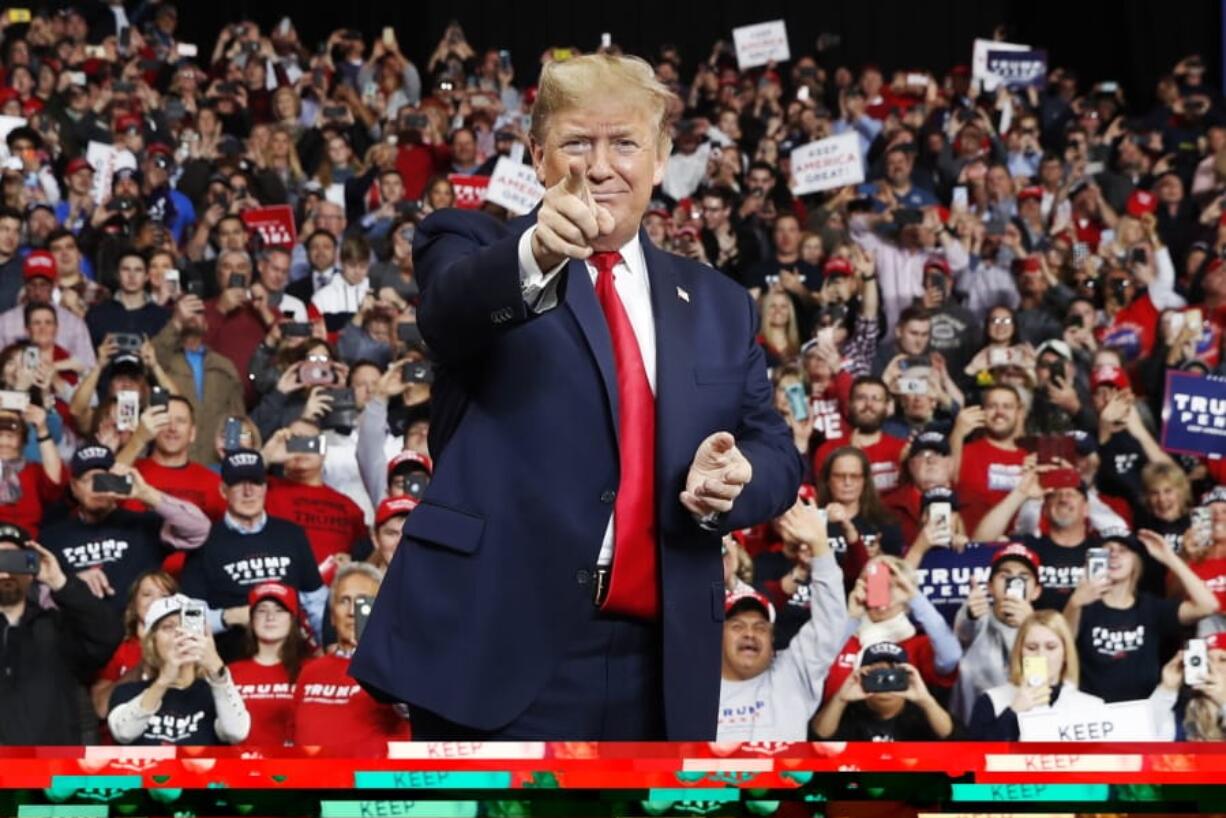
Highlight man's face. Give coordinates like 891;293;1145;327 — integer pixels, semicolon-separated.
374;515;406;566
308;236;337;272
24;277;54;307
117;255;147;294
350;364;380;410
746;167;774;195
379;172;405;204
983;389;1021;441
217;254;252;289
69;167;94;196
49;236;80;279
1045;487;1087;530
331;572;380;648
259;251;291;292
0;542;31;606
25;304;55;344
907;451;950;491
722;608;773;679
900;391;935;422
1039;158;1063;187
850;384;890;432
885;151;911;185
989;563;1039;624
217;218;247;252
452;130;477;165
773;217;800;256
156;401;195;458
0;217;20;256
315;203;346;237
223;480;266;519
701;195;729;231
532;97;667;251
896;319;931;356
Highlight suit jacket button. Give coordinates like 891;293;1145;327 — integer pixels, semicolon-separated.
600;489;616;504
575;569;591;585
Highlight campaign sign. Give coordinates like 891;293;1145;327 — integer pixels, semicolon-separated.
790;133;864;196
1160;371;1226;457
913;542;996;625
86;140;136;205
1018;698;1157;742
447;173;490;210
485;157;544;215
985;49;1048;90
240;205;297;249
732;20;790;70
972;38;1029;93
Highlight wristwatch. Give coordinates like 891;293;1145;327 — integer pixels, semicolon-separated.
697;511;724;533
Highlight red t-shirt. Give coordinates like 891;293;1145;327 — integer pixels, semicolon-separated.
813;433;907;494
882;484;923;547
97;636;142;683
0;461;65;538
230;659;296;747
957;437;1027;534
265;477;368;566
1189;557;1226;613
1099;293;1159;363
823;632;957;705
127;459;227;521
291;653;408;754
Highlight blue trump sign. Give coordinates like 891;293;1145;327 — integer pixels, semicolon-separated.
1161;370;1226;457
985;49;1047;90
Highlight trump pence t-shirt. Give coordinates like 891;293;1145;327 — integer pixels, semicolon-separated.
229;659;296;747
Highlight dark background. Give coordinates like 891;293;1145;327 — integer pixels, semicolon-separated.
175;0;1221;111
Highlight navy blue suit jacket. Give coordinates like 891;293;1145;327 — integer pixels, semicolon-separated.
349;208;802;739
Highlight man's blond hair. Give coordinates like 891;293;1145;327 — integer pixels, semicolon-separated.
531;54;676;156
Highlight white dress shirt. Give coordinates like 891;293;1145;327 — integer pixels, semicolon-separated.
311;275;370;314
517;226;655;564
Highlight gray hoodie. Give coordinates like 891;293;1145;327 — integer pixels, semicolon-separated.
950;602;1018;725
716;552;847;741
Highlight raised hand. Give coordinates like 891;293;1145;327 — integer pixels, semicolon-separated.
530;159;616;270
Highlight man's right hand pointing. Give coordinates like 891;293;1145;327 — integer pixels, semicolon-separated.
531;159;616;270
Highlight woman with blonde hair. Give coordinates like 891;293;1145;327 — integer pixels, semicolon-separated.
90;570;178;718
263;125;307;203
966;610;1103;739
107;595;250;745
757;290;800;368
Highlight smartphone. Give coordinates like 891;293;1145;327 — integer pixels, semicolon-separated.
403;362;434;385
1022;655;1049;688
928;502;952;547
66;71;86;85
164;268;181;298
797;85;810;102
1187;308;1204;334
323;105;348;120
988;347;1010;367
149;387;169;409
277;17;292;36
282;321;313;338
1086;547;1109;582
382;26;395;46
951;186;969;211
498;49;512;72
866;562;891;609
92;472;133;495
116;390;140;432
783;382;808;421
227;273;247;291
299;361;335;387
1036;435;1077;467
21;346;39;372
861;666;908;693
1185;638;1210;686
898;376;929;396
113;333;143;353
222;416;243;453
397;322;423;345
181;600;207;635
0;390;28;412
354;594;374;642
1191;506;1212;551
1005;576;1026;600
6;8;31;24
185;279;206;297
118;27;131;53
286;435;327;456
175;43;198;58
600;32;612;49
0;548;37;574
84;45;107;60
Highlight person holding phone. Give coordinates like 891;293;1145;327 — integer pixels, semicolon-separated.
0;524;123;744
90;569;178;721
229;582;316;747
1151;632;1226;740
901;488;987;626
292;562;408;753
949;544;1043;724
813;640;957;741
118;396;228;521
107;594;250;745
42;445;209;614
0;400;62;537
966;610;1104;740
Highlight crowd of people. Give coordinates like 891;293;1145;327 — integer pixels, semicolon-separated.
0;1;1224;747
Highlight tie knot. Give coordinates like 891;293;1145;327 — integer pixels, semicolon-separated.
589;251;622;278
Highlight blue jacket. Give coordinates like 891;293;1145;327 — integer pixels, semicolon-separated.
350;208;802;738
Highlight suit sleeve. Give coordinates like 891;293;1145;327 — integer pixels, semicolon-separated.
414;211;534;367
722;289;804;532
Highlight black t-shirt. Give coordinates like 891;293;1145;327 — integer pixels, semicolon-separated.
833;700;949;741
43;509;173;614
1097;430;1147;511
1132;512;1186;596
108;679;221;745
1022;534;1098;611
179;517;323;610
1076;593;1183;703
742;258;822;293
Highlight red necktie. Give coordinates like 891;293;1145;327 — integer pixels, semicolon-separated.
589;251;659;620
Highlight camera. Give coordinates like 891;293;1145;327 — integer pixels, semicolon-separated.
282;321;313;338
300;360;335;387
897;377;928;396
320;387;358;431
862;666;909;693
92;473;133;495
403;362;434;385
287;435;326;455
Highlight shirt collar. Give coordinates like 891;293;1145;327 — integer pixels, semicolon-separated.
224;511;268;534
584;232;646;280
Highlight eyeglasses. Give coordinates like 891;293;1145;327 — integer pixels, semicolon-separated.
991;317;1014;325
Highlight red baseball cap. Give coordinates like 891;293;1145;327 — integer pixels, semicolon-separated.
1014;255;1042;274
991;543;1041;575
1091;364;1130;391
1206;632;1226;652
823;256;854;277
924;256;951;275
65;157;94;176
23;250;56;281
247;581;299;616
387;450;432;477
113;113;142;134
724;589;776;623
1018;186;1043;202
375;495;419;527
1126;189;1157;217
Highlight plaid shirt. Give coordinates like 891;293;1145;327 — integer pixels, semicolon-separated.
842;314;879;377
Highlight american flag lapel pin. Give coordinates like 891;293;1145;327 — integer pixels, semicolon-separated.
677;286;690;303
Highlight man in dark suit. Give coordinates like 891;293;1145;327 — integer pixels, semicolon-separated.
350;53;801;740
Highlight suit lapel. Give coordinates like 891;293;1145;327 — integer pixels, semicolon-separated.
564;257;620;439
643;230;694;479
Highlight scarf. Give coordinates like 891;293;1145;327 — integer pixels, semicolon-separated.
856;610;916;658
